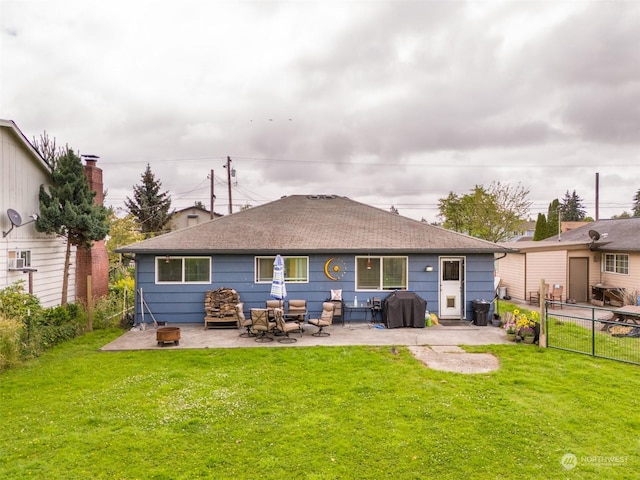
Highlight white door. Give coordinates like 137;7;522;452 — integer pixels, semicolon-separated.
439;257;464;319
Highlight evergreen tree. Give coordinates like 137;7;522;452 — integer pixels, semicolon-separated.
560;190;586;221
546;199;560;238
632;188;640;217
36;148;110;305
125;164;172;237
533;213;548;241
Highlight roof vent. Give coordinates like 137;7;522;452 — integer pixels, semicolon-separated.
308;194;337;200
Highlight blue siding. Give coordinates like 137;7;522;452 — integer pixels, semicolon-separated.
132;253;496;324
464;255;498;319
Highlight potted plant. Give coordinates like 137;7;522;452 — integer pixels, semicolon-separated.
504;321;517;341
520;326;535;344
513;309;538;344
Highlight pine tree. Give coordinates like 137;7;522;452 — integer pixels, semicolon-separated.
632;188;640;217
560;190;586;221
533;213;548;240
546;199;560;238
125;164;172;237
36;148;110;305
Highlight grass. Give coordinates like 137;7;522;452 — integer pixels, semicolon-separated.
547;317;640;364
499;300;640;364
1;329;639;479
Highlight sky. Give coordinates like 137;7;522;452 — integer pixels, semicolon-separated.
2;0;639;222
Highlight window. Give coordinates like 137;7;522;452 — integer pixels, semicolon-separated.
156;257;210;283
7;250;31;269
604;253;629;275
255;256;309;283
356;256;408;290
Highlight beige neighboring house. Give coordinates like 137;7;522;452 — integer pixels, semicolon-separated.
497;218;640;305
169;206;222;230
0;119;77;306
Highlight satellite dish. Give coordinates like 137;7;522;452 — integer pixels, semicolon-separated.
588;229;600;241
7;209;22;227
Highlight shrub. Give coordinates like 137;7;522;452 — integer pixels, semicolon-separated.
0;315;25;372
91;295;125;329
0;280;42;321
36;305;71;326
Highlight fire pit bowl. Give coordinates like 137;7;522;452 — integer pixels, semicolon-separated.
156;326;180;346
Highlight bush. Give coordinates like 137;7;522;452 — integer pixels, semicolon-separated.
0;281;130;371
36;305;71;326
0;315;25;372
0;280;42;321
91;295;125;329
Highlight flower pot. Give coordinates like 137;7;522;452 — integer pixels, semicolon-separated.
523;336;535;344
506;333;517;342
491;318;502;327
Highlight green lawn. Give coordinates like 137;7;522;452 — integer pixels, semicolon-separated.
1;329;638;479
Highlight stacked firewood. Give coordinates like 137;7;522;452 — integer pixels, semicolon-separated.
204;288;240;318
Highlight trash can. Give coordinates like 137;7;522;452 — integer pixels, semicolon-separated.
498;286;507;300
472;300;491;326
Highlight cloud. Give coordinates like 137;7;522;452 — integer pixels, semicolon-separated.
1;0;639;222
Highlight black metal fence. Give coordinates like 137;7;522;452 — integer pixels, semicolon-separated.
545;302;640;366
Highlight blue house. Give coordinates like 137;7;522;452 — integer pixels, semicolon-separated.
117;195;510;325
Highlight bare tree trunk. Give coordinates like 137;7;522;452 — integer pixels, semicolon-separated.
61;239;71;306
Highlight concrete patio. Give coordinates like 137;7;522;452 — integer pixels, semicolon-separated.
99;321;511;351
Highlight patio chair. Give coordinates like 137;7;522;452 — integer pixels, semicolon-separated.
546;284;563;309
273;308;303;343
266;299;284;321
250;308;275;342
287;299;307;322
308;302;335;337
237;303;255;337
528;284;549;305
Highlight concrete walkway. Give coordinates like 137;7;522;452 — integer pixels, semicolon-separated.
100;321;510;351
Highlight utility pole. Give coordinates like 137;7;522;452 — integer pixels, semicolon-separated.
214;169;216;220
595;172;599;221
225;156;233;214
558;207;562;241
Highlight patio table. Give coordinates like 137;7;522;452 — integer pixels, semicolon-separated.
613;305;640;325
344;303;372;325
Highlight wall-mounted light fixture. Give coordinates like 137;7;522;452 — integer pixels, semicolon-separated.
424;265;434;272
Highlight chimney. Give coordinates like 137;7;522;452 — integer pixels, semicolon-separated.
76;155;109;306
82;155;103;205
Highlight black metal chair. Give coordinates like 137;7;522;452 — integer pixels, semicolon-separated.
371;297;382;323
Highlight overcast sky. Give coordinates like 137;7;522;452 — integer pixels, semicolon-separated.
2;0;639;222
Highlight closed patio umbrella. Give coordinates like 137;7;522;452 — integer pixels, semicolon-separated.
270;254;287;300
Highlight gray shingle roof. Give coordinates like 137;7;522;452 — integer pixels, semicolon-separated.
501;218;640;252
547;218;640;252
116;194;511;254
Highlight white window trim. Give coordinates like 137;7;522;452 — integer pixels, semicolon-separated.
603;253;629;275
155;256;211;284
255;256;309;283
355;255;409;291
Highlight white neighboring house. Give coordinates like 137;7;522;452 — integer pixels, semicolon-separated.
0;119;76;307
169;205;221;230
